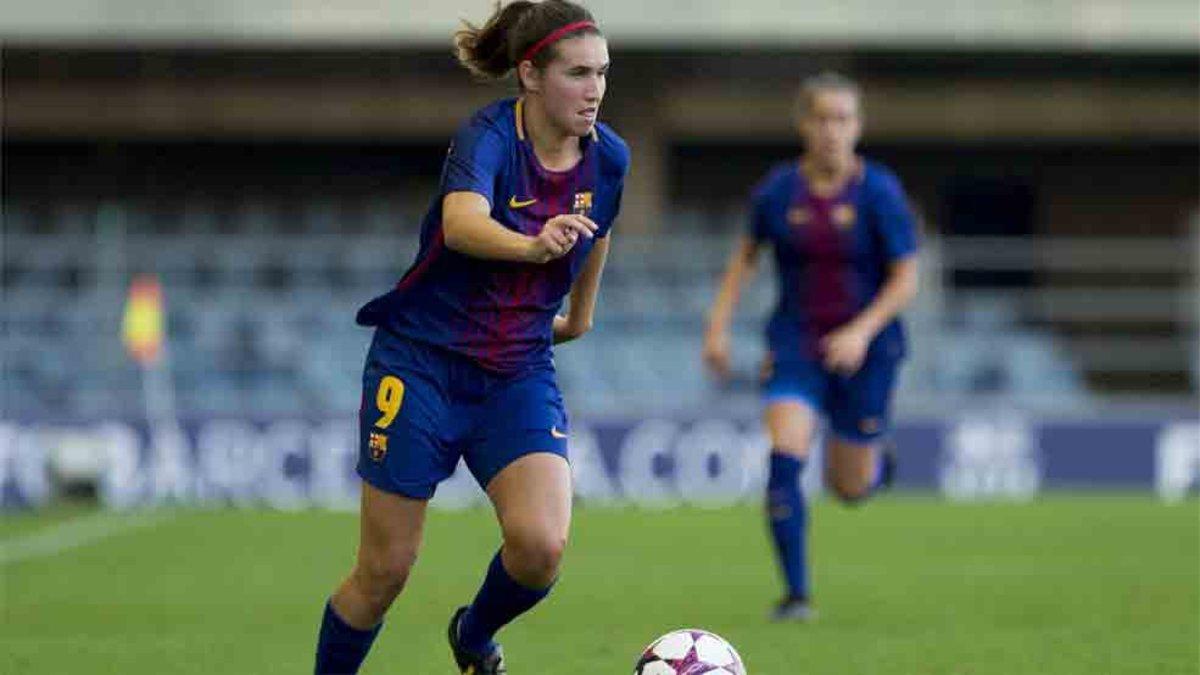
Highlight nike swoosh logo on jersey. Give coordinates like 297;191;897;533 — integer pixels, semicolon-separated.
509;196;538;209
550;426;569;439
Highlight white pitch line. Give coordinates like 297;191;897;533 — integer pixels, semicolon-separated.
0;510;172;565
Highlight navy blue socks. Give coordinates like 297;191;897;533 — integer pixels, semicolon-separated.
767;452;809;600
315;600;381;675
458;551;552;655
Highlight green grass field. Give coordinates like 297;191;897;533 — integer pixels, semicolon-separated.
3;495;1197;674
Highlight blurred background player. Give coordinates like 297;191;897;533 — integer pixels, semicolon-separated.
703;72;920;621
313;2;627;673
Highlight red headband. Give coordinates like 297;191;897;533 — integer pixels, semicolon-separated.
520;20;597;64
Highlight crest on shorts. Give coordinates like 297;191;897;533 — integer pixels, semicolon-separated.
368;432;389;461
572;191;593;216
832;204;856;230
859;417;882;435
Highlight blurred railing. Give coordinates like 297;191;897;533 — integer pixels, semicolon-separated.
935;236;1196;375
2;200;1197;420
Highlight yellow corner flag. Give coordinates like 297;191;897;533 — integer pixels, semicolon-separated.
122;275;165;366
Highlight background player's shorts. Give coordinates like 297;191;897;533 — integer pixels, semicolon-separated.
762;344;902;445
356;328;569;500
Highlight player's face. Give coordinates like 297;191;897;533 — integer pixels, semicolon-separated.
530;34;609;137
800;89;861;165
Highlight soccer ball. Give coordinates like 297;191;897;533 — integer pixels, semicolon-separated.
634;629;747;674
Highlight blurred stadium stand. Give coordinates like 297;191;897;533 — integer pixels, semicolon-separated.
3;191;1194;419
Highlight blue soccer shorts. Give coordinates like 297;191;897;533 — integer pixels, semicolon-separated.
356;329;569;500
762;345;902;445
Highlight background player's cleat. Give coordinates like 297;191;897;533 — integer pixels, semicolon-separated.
448;606;507;675
770;596;816;622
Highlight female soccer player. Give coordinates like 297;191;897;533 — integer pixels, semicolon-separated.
703;72;919;621
313;2;626;673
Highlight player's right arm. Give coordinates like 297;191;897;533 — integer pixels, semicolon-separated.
703;235;762;379
442;191;598;263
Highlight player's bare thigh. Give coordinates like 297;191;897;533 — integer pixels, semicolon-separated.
356;480;428;563
764;399;819;459
485;452;573;587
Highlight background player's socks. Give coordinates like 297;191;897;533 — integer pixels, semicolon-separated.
458;551;552;656
767;451;809;601
314;599;381;675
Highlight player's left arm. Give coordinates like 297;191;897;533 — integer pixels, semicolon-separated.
553;236;610;344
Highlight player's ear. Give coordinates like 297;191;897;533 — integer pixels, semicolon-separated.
517;60;541;93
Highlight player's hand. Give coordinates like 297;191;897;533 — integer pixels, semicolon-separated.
820;323;871;376
703;329;732;380
527;214;598;263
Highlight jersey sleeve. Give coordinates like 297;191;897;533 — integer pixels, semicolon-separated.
874;171;920;261
596;183;622;238
595;130;631;239
442;120;507;205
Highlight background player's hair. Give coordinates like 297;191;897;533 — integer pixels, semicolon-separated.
454;0;600;81
795;71;862;116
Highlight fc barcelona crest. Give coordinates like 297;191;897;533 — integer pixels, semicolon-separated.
572;191;593;216
368;432;389;462
832;204;856;230
787;207;809;226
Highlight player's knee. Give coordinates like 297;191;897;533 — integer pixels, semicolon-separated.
525;533;567;577
355;545;419;602
506;530;567;582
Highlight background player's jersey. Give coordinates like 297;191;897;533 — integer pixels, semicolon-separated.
357;98;630;374
749;159;919;361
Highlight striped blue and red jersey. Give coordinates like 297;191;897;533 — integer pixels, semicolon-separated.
749;159;919;361
357;97;630;374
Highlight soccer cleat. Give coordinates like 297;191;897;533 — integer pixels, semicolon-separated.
770;596;816;623
448;606;507;675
